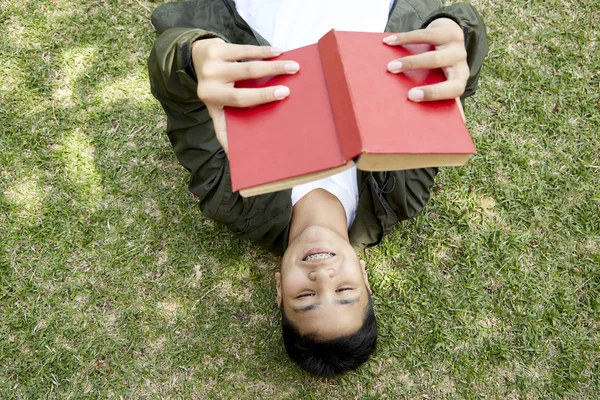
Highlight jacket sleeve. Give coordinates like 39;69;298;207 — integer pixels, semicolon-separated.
422;3;489;99
147;27;292;255
148;27;223;113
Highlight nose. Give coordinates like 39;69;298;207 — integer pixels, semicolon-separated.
308;267;335;281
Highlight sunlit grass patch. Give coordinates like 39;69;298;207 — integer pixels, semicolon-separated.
4;173;47;217
0;56;27;95
55;127;103;203
95;74;154;104
52;46;98;106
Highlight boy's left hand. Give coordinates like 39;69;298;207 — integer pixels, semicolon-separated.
383;18;469;102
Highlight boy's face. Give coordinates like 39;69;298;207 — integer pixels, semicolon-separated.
276;226;371;339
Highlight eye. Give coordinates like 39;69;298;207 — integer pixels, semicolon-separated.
336;287;352;293
296;293;315;298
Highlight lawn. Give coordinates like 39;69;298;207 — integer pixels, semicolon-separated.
1;0;598;398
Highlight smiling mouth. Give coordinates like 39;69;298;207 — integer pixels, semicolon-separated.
303;252;335;262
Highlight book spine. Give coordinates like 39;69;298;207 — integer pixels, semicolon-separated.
318;30;362;163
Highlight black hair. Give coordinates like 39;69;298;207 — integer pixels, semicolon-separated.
281;292;377;377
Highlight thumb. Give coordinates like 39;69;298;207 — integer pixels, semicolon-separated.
455;98;466;123
208;107;229;155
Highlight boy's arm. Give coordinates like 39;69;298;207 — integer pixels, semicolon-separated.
422;3;489;99
148;27;232;223
147;28;295;254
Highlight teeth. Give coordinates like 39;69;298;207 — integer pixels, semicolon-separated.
304;252;334;261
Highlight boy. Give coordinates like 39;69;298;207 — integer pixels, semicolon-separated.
148;0;487;377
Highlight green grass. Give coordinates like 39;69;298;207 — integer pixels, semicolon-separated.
1;0;598;398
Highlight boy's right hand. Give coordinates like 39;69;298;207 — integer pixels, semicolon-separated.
191;38;299;154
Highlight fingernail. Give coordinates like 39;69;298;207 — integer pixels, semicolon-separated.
387;61;402;73
270;47;282;56
408;89;425;102
383;35;396;44
274;86;290;100
284;62;299;73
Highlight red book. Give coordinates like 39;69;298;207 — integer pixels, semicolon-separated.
225;30;475;197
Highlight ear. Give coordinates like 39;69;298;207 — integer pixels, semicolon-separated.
359;259;372;294
275;272;282;308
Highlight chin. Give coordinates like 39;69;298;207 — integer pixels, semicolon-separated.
295;225;340;243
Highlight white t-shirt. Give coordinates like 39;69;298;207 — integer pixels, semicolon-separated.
235;0;394;51
235;0;393;228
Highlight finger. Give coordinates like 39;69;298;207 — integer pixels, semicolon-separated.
387;47;465;73
383;27;463;47
217;43;283;61
408;79;466;102
222;85;290;108
216;60;299;81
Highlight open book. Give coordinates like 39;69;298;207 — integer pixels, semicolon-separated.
225;30;475;197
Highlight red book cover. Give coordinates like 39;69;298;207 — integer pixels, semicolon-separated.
225;30;475;196
326;31;474;158
226;43;345;194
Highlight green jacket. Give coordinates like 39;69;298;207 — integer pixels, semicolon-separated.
148;0;488;256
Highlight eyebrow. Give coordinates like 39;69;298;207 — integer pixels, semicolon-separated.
292;297;360;313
